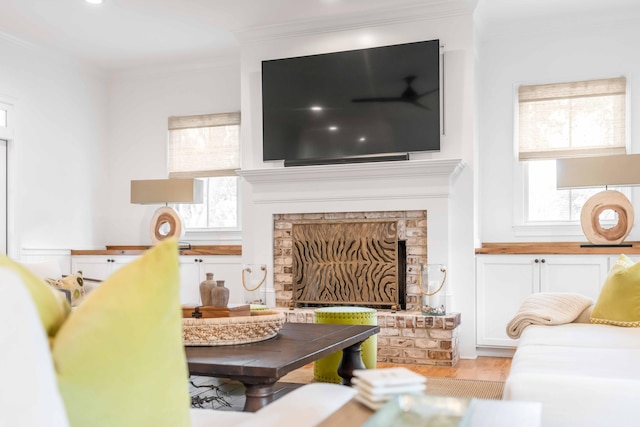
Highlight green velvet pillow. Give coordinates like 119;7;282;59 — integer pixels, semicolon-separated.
591;254;640;327
0;256;70;338
52;239;190;426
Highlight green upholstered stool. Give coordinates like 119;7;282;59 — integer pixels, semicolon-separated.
313;306;378;383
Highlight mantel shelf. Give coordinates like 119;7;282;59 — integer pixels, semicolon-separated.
237;158;465;184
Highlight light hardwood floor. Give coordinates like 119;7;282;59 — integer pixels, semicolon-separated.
282;356;512;384
379;356;512;382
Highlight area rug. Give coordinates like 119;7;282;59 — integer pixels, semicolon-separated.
424;377;504;400
279;366;505;400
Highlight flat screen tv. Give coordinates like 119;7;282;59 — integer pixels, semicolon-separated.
262;39;441;167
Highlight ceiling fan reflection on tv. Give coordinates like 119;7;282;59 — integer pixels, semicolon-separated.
351;75;437;110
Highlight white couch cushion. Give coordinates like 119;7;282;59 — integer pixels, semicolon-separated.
0;267;69;427
506;342;640;427
238;383;357;427
189;409;254;426
519;323;640;349
505;372;640;427
509;344;640;380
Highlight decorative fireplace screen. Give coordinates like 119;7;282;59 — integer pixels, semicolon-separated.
291;220;399;309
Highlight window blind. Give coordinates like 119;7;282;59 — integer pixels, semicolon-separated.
168;112;240;178
518;77;626;160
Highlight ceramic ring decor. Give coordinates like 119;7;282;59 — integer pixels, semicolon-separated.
581;190;634;245
150;206;184;244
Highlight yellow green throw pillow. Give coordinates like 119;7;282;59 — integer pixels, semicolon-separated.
52;238;191;427
0;256;70;338
591;254;640;327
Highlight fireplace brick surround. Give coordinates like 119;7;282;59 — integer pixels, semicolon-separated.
282;309;461;366
272;209;460;366
273;210;427;311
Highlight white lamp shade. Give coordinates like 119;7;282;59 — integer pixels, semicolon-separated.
130;178;203;204
557;154;640;189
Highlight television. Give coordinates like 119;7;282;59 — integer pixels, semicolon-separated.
261;39;441;167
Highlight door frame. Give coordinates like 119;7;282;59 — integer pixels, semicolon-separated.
0;95;19;258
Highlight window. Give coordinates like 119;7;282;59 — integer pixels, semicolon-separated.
517;77;627;227
168;113;240;232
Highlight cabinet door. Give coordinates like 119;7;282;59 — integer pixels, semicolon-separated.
199;256;243;304
476;255;538;347
71;256;114;281
178;256;243;306
178;257;205;305
71;255;139;294
539;255;608;300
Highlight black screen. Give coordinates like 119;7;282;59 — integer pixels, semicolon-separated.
262;40;441;165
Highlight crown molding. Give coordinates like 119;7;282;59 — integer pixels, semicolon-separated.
232;1;473;43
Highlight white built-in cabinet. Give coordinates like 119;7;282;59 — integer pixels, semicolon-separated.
70;254;243;305
71;255;139;281
476;254;609;348
178;256;242;306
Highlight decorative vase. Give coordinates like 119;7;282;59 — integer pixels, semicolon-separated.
210;280;229;308
199;273;216;306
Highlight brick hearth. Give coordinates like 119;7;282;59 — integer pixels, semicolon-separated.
281;308;460;366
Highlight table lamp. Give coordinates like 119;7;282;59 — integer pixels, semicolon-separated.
130;178;203;244
557;154;640;246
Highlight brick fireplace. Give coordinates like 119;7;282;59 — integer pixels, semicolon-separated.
272;209;460;366
238;159;465;365
273;210;427;311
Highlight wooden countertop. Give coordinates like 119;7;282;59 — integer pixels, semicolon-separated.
70;245;242;256
476;242;640;255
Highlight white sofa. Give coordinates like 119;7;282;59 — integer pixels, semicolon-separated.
503;321;640;427
1;263;355;427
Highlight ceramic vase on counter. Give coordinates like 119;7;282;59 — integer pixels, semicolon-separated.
199;273;215;306
211;280;229;308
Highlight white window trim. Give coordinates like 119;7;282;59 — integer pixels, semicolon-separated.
168;113;242;239
511;78;632;237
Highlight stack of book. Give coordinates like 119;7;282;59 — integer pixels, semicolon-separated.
352;367;427;410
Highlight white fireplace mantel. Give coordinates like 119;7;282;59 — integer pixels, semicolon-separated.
238;158;464;184
237;158;465;204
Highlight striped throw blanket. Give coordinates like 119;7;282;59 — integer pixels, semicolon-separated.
506;293;593;339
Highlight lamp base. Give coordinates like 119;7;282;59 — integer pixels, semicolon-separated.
581;190;634;245
150;206;185;244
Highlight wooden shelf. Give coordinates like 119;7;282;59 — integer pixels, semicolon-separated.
71;245;242;256
476;242;640;255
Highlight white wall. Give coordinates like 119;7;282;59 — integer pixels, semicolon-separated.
477;13;640;243
0;35;108;263
105;59;241;245
239;14;478;358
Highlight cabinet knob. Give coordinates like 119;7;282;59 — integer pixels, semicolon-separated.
534;259;539;263
541;259;546;263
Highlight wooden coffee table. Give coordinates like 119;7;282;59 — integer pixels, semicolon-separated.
185;322;380;412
